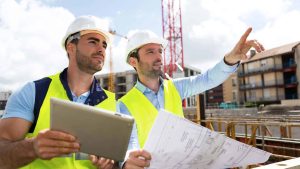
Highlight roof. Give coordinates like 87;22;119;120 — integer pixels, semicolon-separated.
184;64;201;73
243;41;300;63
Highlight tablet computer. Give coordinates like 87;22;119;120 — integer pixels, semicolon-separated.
50;97;134;161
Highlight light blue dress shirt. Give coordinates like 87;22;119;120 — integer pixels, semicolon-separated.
117;59;239;151
2;82;89;122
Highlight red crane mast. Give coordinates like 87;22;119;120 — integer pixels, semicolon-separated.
161;0;184;78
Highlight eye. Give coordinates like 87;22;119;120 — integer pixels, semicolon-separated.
147;50;154;54
89;40;97;44
103;43;107;49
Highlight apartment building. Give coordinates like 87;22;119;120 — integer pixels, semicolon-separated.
95;65;201;107
237;41;300;105
205;84;224;108
205;72;239;108
0;91;12;116
96;70;137;100
0;91;11;110
223;73;239;103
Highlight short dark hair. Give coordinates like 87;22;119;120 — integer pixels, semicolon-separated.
65;32;80;58
65;32;80;48
129;48;140;62
129;48;140;71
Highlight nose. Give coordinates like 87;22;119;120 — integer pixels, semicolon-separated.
155;51;162;61
97;44;104;52
96;45;106;56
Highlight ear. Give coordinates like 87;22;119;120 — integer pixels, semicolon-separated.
129;57;137;68
66;43;76;57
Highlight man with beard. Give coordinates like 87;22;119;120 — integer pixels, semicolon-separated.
117;29;264;168
0;15;117;169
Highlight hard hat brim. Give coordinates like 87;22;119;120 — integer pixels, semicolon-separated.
62;29;111;50
126;38;167;64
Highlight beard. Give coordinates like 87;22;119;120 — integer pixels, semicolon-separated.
75;48;104;75
138;60;162;79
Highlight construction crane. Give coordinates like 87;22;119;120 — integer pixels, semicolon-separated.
161;0;184;78
161;0;188;107
161;0;204;123
108;45;115;92
107;29;127;92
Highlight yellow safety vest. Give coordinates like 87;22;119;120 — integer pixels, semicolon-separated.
21;72;116;169
119;80;184;148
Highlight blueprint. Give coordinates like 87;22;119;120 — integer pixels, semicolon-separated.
144;109;271;169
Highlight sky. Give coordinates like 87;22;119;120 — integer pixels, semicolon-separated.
1;0;300;91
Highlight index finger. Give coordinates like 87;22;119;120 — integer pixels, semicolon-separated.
47;130;77;141
89;155;98;164
236;27;252;47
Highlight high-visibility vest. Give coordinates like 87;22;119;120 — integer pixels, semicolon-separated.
119;80;184;147
21;72;116;169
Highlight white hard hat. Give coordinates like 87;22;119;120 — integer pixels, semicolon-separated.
62;15;111;50
125;30;167;64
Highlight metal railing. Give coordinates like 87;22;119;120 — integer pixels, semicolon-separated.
238;64;283;77
190;116;300;168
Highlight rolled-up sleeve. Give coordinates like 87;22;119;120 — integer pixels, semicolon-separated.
173;59;239;99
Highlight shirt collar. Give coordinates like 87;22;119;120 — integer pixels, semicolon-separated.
135;77;164;94
59;68;108;106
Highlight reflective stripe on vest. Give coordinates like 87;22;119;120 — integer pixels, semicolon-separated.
21;72;116;169
119;80;183;148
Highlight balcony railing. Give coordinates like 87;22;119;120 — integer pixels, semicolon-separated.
283;61;297;68
264;79;284;87
246;95;285;102
238;64;283;77
240;79;285;90
240;83;263;90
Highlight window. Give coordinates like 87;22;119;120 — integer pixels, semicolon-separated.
232;91;236;100
249;91;256;100
261;59;267;67
264;89;270;98
232;78;237;86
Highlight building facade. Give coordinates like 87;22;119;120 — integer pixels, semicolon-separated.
238;41;300;105
205;84;224;108
204;41;300;108
223;73;239;103
96;70;137;100
0;91;12;116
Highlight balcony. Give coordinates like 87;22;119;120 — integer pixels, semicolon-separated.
116;76;126;85
246;95;285;102
283;63;297;68
239;83;263;90
284;76;298;88
238;64;282;77
283;58;297;69
264;79;284;87
285;93;298;99
285;82;298;88
240;79;286;90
